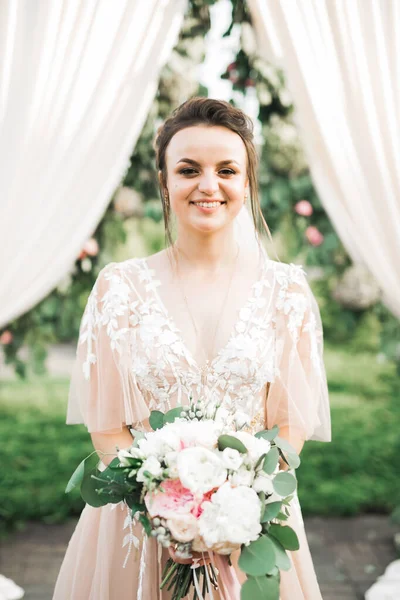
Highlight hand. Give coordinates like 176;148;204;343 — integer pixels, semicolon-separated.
168;545;210;567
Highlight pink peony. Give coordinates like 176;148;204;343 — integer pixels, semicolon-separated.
145;479;197;519
0;330;13;345
295;200;313;217
305;226;324;246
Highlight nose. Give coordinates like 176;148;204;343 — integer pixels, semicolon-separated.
197;171;219;196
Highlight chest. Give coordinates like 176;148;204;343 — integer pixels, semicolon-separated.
128;258;278;413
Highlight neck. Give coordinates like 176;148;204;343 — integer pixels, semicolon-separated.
173;225;239;271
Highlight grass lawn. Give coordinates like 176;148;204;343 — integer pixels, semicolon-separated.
1;343;399;535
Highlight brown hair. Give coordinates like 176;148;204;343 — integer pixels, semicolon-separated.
154;96;273;249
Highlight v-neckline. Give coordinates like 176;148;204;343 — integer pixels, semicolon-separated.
139;248;269;375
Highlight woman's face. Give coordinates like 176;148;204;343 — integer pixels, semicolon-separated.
162;125;249;235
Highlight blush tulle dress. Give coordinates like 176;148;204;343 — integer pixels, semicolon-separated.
53;248;331;599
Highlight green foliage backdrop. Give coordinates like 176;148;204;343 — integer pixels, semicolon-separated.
1;0;399;376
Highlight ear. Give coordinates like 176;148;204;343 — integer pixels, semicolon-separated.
245;179;250;198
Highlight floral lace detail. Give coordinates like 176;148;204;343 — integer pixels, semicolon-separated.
78;256;319;428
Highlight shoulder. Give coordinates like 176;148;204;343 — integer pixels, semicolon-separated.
266;259;308;291
88;258;146;309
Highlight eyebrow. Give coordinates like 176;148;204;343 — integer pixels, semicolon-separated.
176;158;240;166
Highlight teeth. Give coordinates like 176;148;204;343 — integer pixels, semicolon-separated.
195;202;222;208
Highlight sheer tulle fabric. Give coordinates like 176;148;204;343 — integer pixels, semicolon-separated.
56;251;331;599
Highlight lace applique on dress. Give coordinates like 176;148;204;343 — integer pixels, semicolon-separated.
76;256;325;436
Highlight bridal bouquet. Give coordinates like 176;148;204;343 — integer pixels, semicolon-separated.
66;401;301;600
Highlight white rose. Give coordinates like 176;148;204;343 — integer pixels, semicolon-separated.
252;471;275;495
177;447;227;495
229;465;255;487
128;447;145;459
214;406;231;425
234;411;251;429
118;449;135;467
198;482;262;547
167;514;199;543
221;448;244;471
231;431;271;464
138;428;180;458
136;456;163;482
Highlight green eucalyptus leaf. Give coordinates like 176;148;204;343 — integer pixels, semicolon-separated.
240;573;280;600
164;407;184;424
281;494;294;506
80;471;112;507
261;501;282;523
149;410;165;430
263;447;280;475
65;451;99;494
238;535;276;576
269;524;300;551
273;472;297;497
267;535;292;571
218;434;248;454
286;452;301;469
255;425;279;441
276;511;289;521
274;436;297;455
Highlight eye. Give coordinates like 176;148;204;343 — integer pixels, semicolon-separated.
219;168;236;175
179;168;198;176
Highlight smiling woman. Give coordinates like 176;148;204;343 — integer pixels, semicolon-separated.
54;97;331;600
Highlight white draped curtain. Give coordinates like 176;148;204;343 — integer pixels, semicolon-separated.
248;0;400;319
0;0;187;328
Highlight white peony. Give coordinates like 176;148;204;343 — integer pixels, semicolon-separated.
221;448;244;471
198;482;262;548
230;431;271;464
136;456;163;482
252;471;275;495
168;420;221;450
229;465;255;487
177;447;227;495
166;514;199;543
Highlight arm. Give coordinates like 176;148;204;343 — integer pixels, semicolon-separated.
277;425;305;471
91;426;134;467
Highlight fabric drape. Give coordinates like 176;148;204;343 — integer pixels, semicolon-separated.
248;0;400;319
0;0;187;328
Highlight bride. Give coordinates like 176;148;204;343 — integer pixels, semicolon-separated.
53;97;331;599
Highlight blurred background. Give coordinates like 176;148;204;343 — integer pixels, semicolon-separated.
0;1;399;599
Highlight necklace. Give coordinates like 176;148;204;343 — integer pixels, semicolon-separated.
174;242;241;386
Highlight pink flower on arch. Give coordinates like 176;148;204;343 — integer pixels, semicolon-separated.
83;238;99;257
305;226;324;246
0;330;13;345
295;200;313;217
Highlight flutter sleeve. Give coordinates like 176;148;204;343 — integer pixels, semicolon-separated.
66;262;150;433
266;263;332;443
